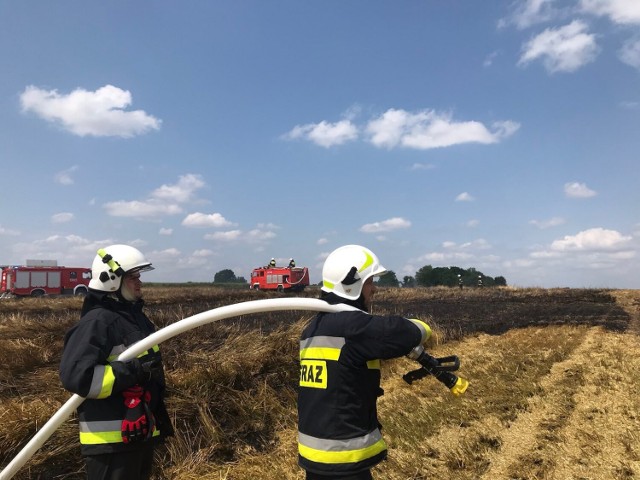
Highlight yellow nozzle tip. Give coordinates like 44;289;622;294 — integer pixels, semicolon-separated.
450;377;469;396
424;324;432;341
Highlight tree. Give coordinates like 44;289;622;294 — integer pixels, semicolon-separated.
402;276;416;288
415;265;434;287
214;269;244;283
376;270;399;287
494;276;507;287
415;265;507;288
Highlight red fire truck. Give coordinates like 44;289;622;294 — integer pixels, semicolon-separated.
250;266;310;292
0;260;91;298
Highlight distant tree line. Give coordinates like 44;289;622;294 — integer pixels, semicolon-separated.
377;266;507;288
213;269;247;284
214;265;506;288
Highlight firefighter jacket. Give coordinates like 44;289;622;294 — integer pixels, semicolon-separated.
59;291;173;455
298;303;429;476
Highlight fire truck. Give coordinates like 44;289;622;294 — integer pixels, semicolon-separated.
0;260;92;298
250;265;310;292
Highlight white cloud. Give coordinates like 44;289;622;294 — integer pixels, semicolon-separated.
159;228;173;236
418;251;474;262
283;119;358;148
619;38;640;69
152;174;205;203
51;212;74;224
317;237;329;245
366;109;520;150
414;237;495;267
466;219;480;227
619;100;640;109
182;212;235;228
20;85;161;138
127;239;148;249
499;0;559;29
0;225;20;236
176;255;209;269
551;227;632;251
103;174;208;220
410;162;436;171
11;235;112;265
461;239;492;250
256;222;280;230
444;239;492;250
529;216;566;229
54;165;78;185
456;192;475;202
360;217;411;233
204;230;243;241
518;21;599;73
104;200;182;218
192;249;214;257
483;51;499;67
245;229;277;241
564;181;597;198
148;248;182;263
504;258;536;268
580;0;640;25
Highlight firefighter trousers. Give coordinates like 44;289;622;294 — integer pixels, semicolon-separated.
84;443;155;480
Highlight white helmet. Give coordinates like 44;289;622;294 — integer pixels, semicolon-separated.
88;244;154;292
321;245;387;300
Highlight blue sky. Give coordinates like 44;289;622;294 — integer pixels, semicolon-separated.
1;1;639;288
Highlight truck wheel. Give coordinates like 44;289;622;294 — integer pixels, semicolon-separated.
31;289;45;298
277;285;284;293
253;284;259;291
75;287;88;297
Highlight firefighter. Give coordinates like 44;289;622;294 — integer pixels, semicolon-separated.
289;258;296;268
60;245;173;480
269;258;276;268
298;245;430;479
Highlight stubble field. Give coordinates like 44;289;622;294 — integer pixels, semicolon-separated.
1;286;639;479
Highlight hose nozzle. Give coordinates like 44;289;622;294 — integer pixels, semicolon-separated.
403;349;469;396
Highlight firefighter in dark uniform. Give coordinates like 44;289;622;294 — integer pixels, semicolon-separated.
60;245;173;480
298;245;430;480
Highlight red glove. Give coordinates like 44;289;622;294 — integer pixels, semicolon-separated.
121;386;154;443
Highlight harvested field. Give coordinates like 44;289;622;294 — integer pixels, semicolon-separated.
1;286;639;479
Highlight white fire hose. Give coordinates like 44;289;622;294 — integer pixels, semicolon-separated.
0;298;357;480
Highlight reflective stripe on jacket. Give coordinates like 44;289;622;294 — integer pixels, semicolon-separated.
297;307;423;475
60;291;172;455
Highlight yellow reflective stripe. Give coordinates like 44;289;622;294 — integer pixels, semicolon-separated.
135;346;160;358
108;345;160;362
322;280;334;289
299;437;387;464
96;365;116;399
408;319;432;342
300;349;377;368
80;430;122;444
80;428;160;445
300;347;340;361
359;251;373;272
366;359;380;370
